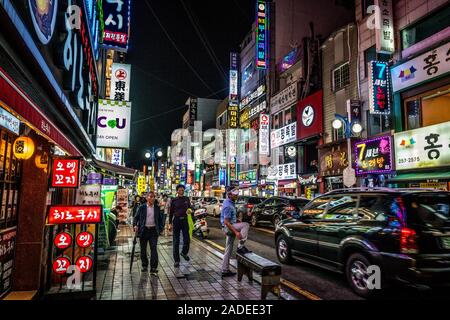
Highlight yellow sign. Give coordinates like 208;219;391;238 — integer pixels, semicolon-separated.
137;176;146;195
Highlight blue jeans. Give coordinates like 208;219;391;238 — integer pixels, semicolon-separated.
172;216;190;262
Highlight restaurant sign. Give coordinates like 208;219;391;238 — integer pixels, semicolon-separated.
319;142;349;177
394;121;450;171
355;136;393;175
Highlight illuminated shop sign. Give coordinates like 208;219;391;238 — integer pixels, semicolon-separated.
259;114;270;156
267;163;296;181
394;121;450;171
229;52;239;105
102;0;131;51
238;170;257;187
96;99;132;149
249;101;267;119
240;85;265;110
47;205;103;224
256;0;268;69
51;157;81;188
28;0;59;45
271;122;296;149
110;63;131;101
368;61;391;115
355;136;393;175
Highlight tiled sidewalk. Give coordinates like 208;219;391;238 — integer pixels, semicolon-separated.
96;225;278;300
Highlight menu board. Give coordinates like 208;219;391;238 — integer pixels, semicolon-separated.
0;227;16;298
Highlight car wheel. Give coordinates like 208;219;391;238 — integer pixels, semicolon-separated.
346;253;381;298
251;214;258;227
273;215;281;227
276;235;293;264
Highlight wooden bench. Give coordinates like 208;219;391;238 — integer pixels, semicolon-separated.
236;252;281;300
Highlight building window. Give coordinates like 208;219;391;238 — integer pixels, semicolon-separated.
361;0;375;18
332;62;350;92
367;111;390;136
284;108;292;125
401;5;450;50
403;85;450;130
0;130;21;231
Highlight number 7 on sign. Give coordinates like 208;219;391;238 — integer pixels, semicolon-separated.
357;143;367;162
376;63;386;79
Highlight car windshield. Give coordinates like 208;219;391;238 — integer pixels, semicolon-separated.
289;199;309;207
248;197;264;204
407;193;450;228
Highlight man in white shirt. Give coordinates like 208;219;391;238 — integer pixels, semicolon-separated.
133;192;164;274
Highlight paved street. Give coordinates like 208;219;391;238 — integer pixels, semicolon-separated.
203;215;450;300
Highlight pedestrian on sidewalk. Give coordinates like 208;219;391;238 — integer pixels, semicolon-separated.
220;186;251;278
133;191;164;274
159;194;169;236
168;184;192;267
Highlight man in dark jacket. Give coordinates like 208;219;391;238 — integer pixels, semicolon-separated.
168;184;192;267
133;191;164;274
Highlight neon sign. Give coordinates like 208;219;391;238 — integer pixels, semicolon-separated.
368;61;391;115
355;136;393;175
256;0;268;69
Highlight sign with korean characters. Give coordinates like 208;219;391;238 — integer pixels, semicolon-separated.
102;0;131;51
51;158;81;188
47;205;103;224
111;149;123;166
110;63;131;101
271;122;297;148
391;42;450;93
116;188;129;222
355;136;393;175
137;175;146;195
256;0;268;69
229;52;239;105
0;227;16;298
267;163;297;181
259;114;270;156
228;104;239;128
375;0;395;54
369;61;391;115
76;185;101;205
394;121;450;171
238;170;258;187
319;142;349;177
97;99;132;149
270;82;298;115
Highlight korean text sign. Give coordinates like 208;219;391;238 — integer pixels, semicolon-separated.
102;0;131;51
47;205;103;224
256;0;268;69
0;227;16;297
368;61;391;115
51;158;80;188
394;121;450;171
267;163;297;180
110;63;131;101
96;99;132;149
355;136;393;175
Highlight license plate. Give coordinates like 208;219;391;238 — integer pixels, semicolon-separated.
441;237;450;249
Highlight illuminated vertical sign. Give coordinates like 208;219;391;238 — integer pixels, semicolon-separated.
368;61;391;115
102;0;131;51
256;0;268;69
110;63;131;101
229;52;239;128
375;0;395;54
259;114;270;156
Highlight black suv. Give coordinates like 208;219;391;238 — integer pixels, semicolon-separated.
251;196;309;228
235;196;265;222
275;188;450;298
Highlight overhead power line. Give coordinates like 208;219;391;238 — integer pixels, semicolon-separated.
179;0;228;82
132;105;187;125
143;0;217;96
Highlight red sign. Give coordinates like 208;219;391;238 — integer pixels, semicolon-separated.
52;257;71;275
76;232;94;248
47;206;102;225
54;232;72;250
51;158;81;188
297;90;323;140
76;256;93;273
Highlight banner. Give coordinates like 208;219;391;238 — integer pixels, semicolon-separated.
102;0;131;51
267;163;297;181
271;122;296;149
97;99;132;149
375;0;395;54
110;63;131;101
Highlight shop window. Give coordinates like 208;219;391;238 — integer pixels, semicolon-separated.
361;0;375;18
332;62;350;92
291;105;297;124
403;85;450;130
0;130;21;231
284;108;292;125
367;111;391;136
401;5;450;51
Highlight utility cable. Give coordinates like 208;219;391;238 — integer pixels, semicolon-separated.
143;0;216;95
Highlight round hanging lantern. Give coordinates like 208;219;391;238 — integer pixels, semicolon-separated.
13;136;35;160
35;151;48;169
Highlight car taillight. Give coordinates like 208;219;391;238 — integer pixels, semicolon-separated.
247;204;254;209
400;227;418;254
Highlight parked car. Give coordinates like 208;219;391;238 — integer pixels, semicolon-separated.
274;188;450;298
204;198;224;217
235;196;265;223
250;196;309;227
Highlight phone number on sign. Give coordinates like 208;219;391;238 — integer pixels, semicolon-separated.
398;156;420;164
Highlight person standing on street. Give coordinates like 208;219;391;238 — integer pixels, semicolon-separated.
220;187;251;278
159;194;169;236
168;184;192;267
133;191;164;274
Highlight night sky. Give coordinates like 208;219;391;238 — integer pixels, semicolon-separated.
125;0;256;169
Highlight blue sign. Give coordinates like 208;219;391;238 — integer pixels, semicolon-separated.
102;0;131;51
256;0;268;70
219;168;226;186
369;61;391;115
84;0;100;60
28;0;59;45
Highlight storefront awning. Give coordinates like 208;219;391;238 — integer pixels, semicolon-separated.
91;158;137;180
388;170;450;183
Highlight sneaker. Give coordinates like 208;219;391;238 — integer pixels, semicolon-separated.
181;253;190;261
221;271;236;278
237;246;252;255
174;261;180;268
150;269;158;275
141;267;148;272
